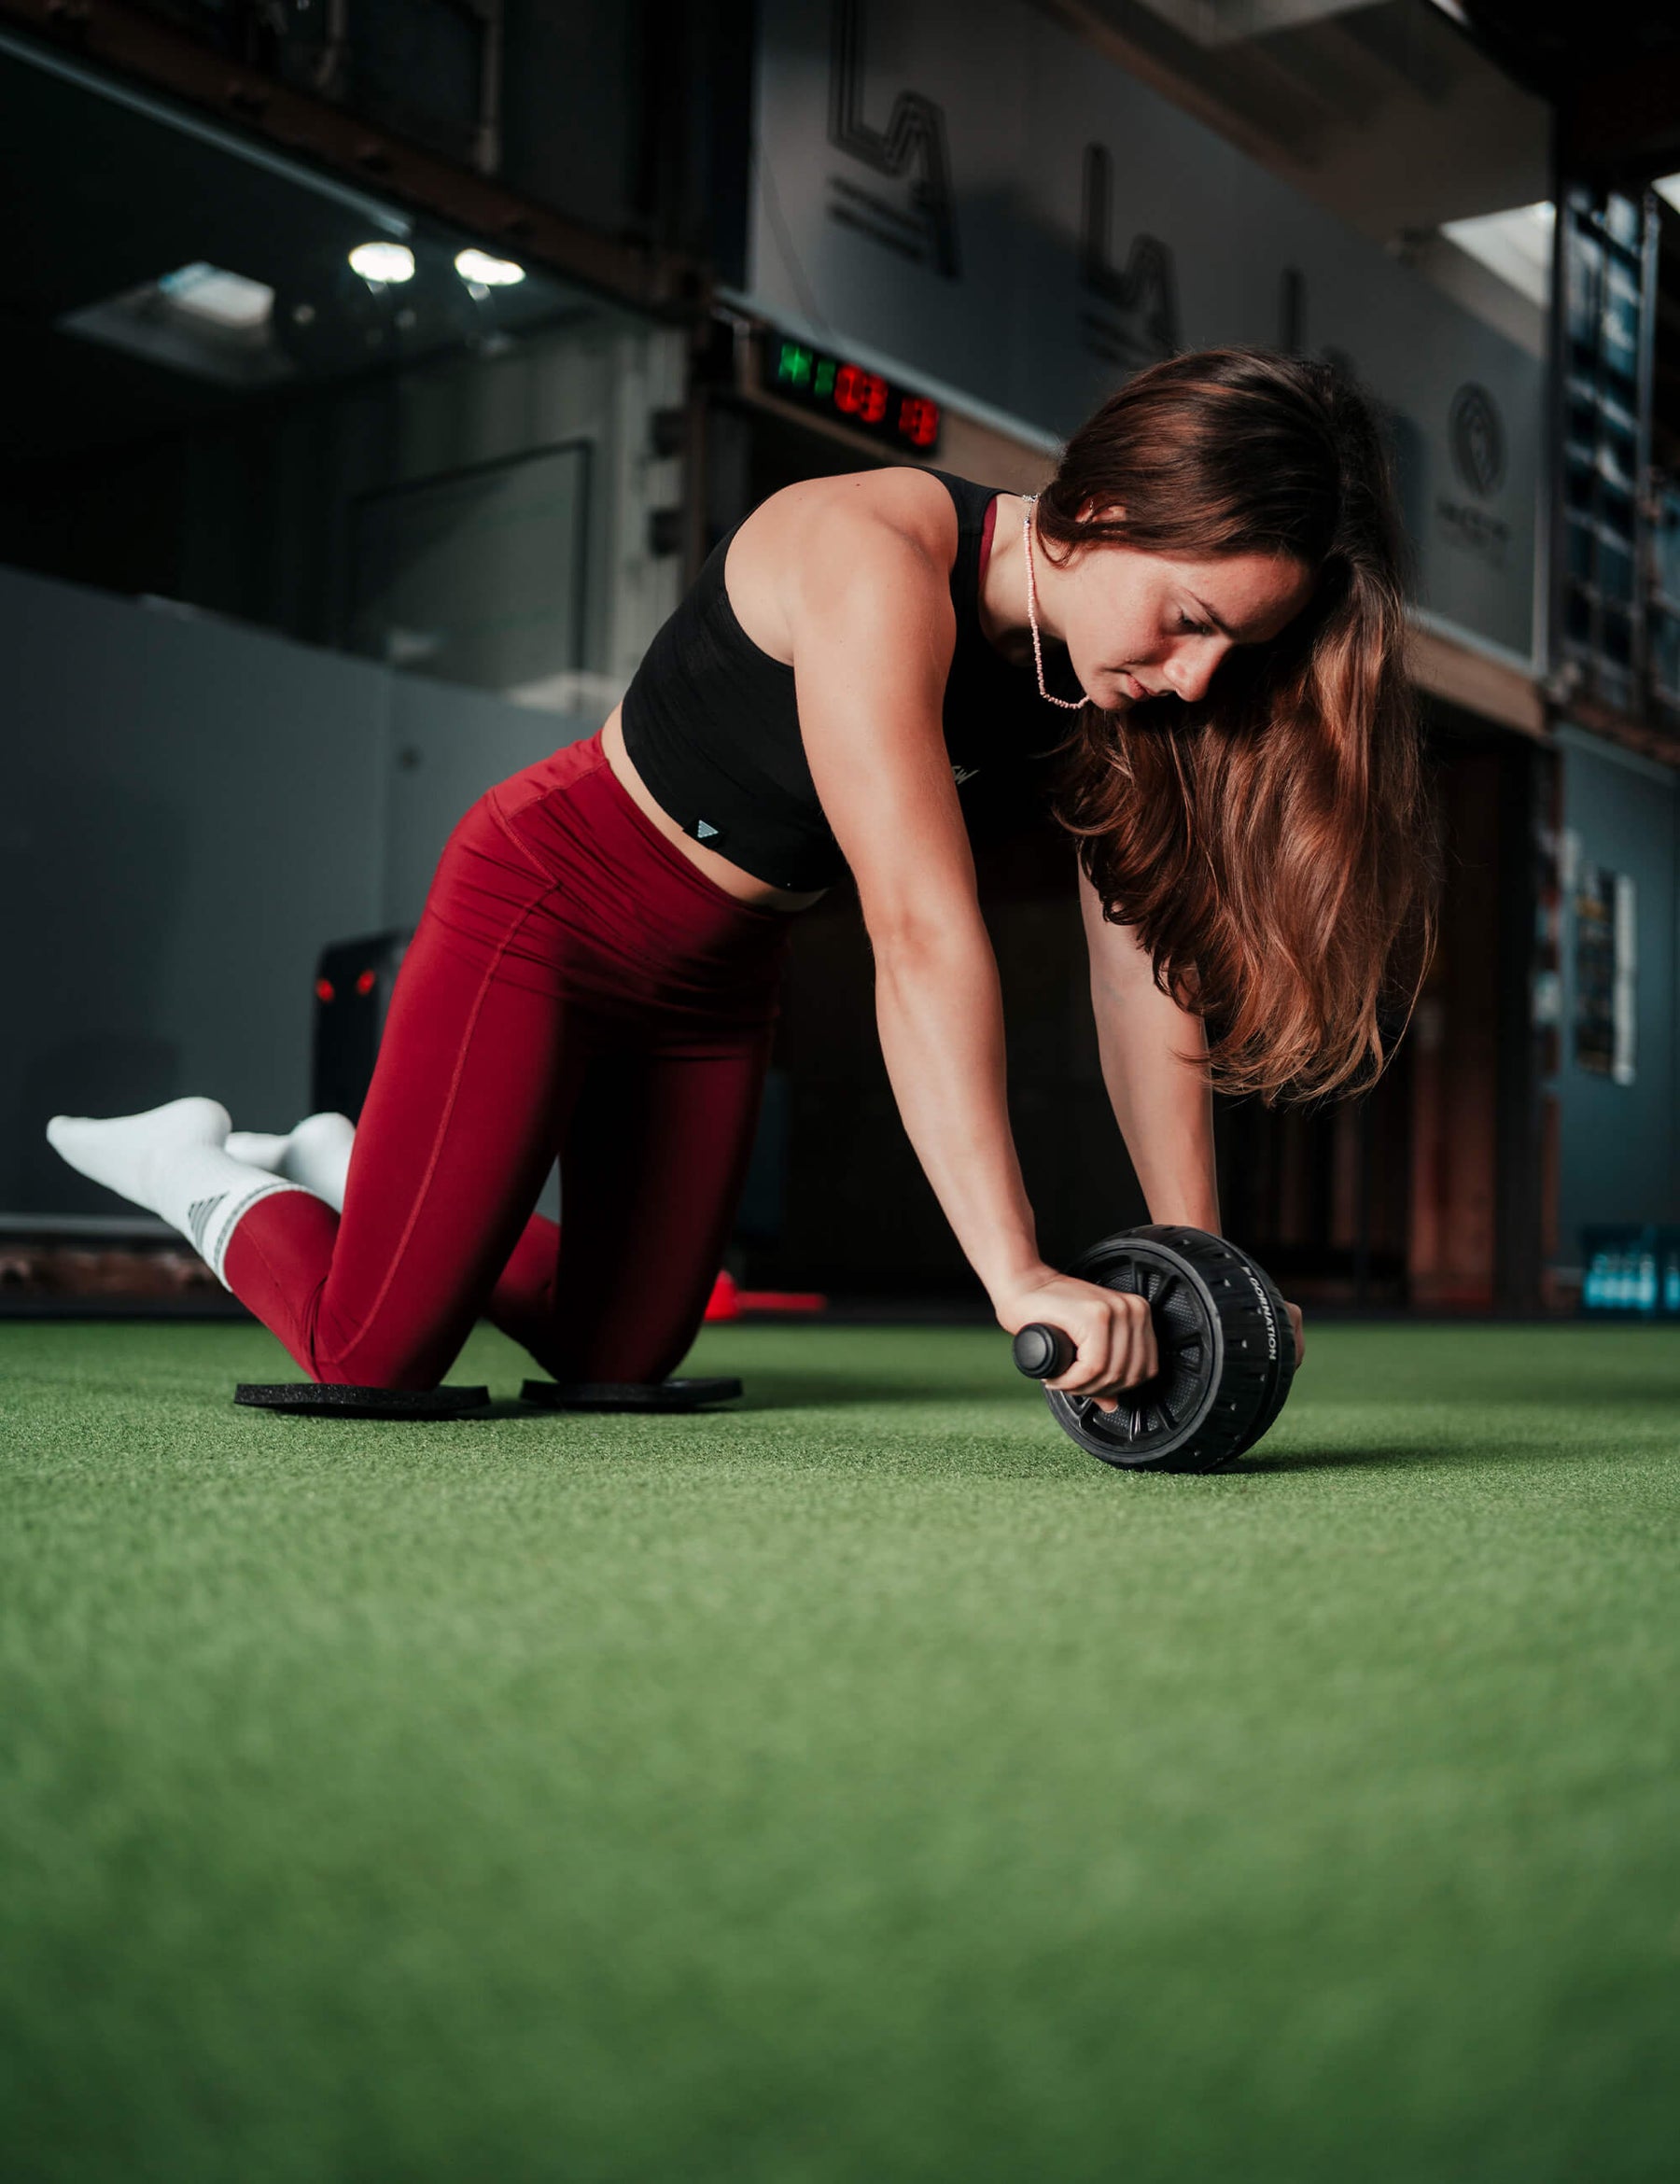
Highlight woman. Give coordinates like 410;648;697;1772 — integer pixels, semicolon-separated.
48;348;1428;1407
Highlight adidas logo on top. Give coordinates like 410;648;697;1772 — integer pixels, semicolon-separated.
187;1193;226;1253
695;820;720;841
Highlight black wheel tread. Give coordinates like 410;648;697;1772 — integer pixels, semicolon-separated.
1045;1225;1293;1474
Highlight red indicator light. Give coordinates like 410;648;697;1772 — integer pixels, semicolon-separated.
315;978;335;1003
899;395;941;449
834;363;889;423
356;969;377;996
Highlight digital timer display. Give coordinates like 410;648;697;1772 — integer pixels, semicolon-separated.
763;335;942;454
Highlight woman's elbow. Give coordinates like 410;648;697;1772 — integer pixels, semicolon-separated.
865;900;985;972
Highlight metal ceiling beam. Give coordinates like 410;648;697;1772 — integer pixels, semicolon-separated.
0;0;706;318
1124;0;1381;49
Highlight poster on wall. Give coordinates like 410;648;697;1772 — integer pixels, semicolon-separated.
746;0;1542;664
1574;863;1637;1085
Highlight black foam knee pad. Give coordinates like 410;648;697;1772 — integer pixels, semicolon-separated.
235;1382;491;1420
519;1378;743;1413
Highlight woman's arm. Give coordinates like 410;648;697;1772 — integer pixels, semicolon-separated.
1081;868;1305;1362
1078;868;1220;1230
786;491;1158;1394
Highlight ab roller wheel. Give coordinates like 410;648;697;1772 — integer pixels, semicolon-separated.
1013;1225;1295;1473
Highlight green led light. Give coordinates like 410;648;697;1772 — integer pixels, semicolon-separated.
777;341;814;386
813;357;836;399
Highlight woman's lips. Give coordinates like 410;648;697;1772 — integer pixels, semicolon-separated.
1118;670;1146;700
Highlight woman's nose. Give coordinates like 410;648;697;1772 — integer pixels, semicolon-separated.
1165;639;1222;703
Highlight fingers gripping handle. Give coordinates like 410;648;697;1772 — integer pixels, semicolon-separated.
1012;1323;1076;1380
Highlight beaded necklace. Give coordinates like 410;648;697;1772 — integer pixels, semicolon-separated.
1022;497;1085;711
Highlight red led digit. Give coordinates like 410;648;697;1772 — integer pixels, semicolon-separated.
860;372;888;424
833;362;863;414
899;396;939;448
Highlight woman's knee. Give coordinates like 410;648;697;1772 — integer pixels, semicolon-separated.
306;1308;465;1392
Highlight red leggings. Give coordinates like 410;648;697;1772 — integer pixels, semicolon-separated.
224;734;791;1388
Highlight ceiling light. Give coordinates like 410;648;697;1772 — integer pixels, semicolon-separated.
157;261;274;332
60;275;290;386
349;241;415;284
454;247;525;287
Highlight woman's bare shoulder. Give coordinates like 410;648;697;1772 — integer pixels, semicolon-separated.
749;466;957;549
727;468;958;662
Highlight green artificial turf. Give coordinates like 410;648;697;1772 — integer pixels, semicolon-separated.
1;1317;1677;2183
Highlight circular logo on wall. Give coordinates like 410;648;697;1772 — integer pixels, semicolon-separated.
1449;383;1505;499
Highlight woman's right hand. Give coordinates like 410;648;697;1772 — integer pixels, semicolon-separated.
993;1267;1159;1413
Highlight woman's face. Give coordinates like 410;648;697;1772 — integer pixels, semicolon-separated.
1049;539;1316;713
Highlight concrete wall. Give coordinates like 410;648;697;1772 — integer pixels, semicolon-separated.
1554;727;1680;1264
1;564;593;1218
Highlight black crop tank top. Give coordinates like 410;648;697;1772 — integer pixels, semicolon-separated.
619;470;1075;892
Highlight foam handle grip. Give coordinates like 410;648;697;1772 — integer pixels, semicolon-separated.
1012;1323;1076;1380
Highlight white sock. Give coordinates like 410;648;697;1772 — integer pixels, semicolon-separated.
46;1097;316;1288
227;1112;355;1212
223;1129;290;1174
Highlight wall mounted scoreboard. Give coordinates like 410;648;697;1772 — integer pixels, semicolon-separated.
761;330;941;455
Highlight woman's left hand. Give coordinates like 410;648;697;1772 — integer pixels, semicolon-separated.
1284;1301;1305;1365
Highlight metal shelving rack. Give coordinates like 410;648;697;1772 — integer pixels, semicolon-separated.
1648;477;1680;722
1554;189;1659;717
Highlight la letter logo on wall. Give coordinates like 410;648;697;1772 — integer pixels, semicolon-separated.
827;0;960;278
1079;146;1180;370
1078;146;1181;372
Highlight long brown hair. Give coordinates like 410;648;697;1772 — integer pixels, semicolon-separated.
1043;347;1434;1101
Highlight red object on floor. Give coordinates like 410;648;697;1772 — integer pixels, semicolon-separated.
705;1269;827;1321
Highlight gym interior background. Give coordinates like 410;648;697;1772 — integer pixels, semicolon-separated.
7;9;1680;2183
6;0;1680;1316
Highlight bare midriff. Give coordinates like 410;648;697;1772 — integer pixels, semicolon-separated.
600;706;829;914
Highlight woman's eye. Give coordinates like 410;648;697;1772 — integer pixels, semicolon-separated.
1177;611;1214;637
